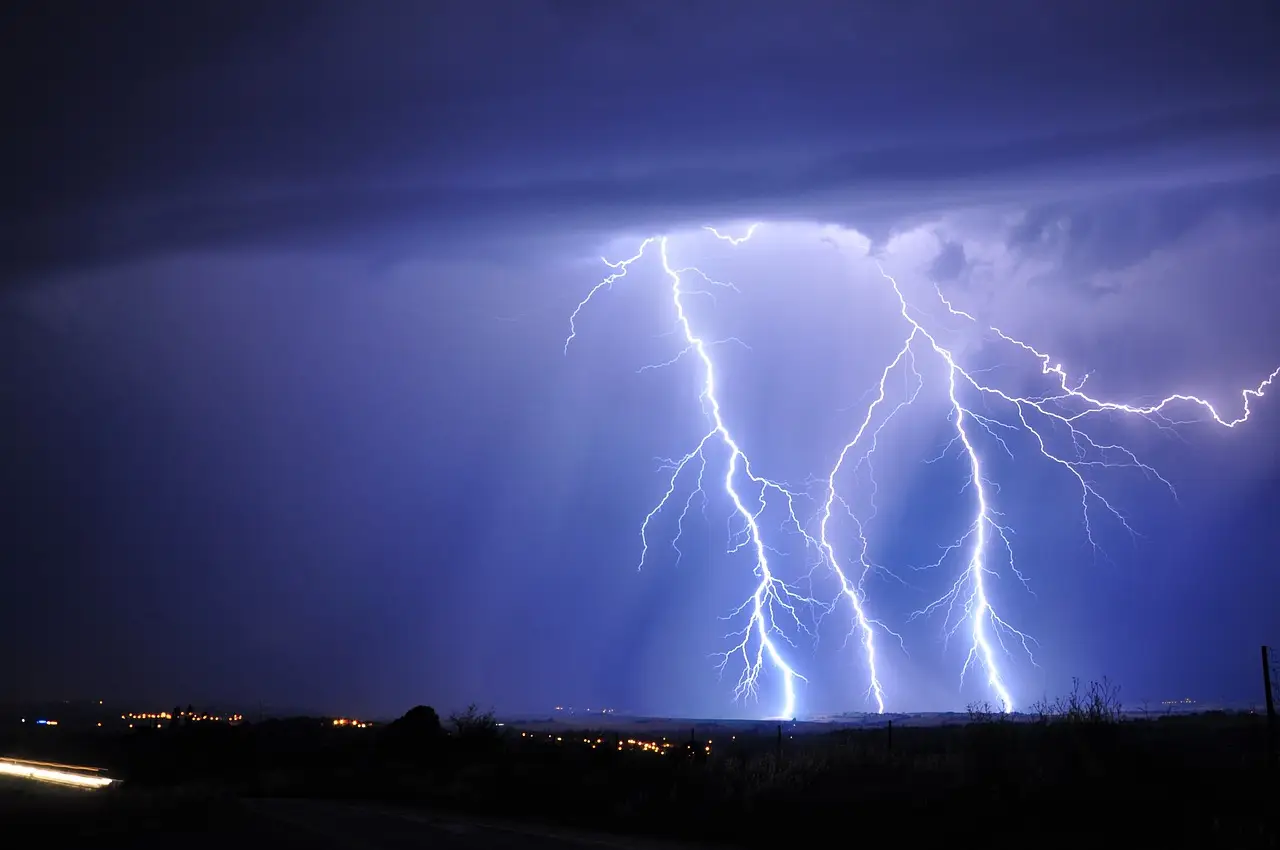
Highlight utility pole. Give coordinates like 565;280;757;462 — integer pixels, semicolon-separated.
1263;646;1277;768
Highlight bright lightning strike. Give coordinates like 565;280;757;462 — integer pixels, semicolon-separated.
566;224;1278;717
567;226;821;719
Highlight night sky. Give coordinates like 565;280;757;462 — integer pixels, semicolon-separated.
3;1;1280;720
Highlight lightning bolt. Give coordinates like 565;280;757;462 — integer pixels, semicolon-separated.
567;223;1278;717
567;226;826;719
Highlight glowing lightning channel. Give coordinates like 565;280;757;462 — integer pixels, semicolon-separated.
567;223;1278;718
822;259;1277;713
564;238;657;356
566;227;819;720
704;223;761;245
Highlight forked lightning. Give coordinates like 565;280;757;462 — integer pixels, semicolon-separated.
565;224;1278;717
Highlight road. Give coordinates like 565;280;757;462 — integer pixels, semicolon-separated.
245;800;712;850
0;756;712;849
2;793;714;849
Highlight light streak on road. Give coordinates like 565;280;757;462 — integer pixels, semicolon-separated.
0;757;115;789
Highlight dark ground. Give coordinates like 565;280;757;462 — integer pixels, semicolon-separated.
4;697;1280;848
1;785;707;850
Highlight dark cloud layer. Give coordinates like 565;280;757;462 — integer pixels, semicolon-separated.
3;1;1279;280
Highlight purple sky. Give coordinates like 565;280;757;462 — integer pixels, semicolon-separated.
2;0;1279;718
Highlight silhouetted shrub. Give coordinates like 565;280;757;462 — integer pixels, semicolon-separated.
449;704;500;748
381;705;445;764
392;705;443;736
1027;677;1123;724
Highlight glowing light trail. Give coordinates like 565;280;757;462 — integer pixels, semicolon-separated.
566;224;1277;717
0;758;114;789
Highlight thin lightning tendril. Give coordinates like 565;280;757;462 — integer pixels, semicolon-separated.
566;224;1279;717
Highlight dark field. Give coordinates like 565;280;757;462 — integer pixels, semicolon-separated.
4;696;1280;847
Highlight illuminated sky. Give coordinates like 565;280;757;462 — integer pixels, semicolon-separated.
2;1;1279;718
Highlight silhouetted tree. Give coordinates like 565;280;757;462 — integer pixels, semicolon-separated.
449;704;500;747
394;705;443;736
383;705;445;763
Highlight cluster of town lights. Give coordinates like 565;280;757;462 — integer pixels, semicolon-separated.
520;731;712;756
332;718;372;728
122;712;244;722
119;711;244;728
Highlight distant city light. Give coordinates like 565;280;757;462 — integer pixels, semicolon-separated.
332;718;371;728
518;731;697;756
121;710;245;724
